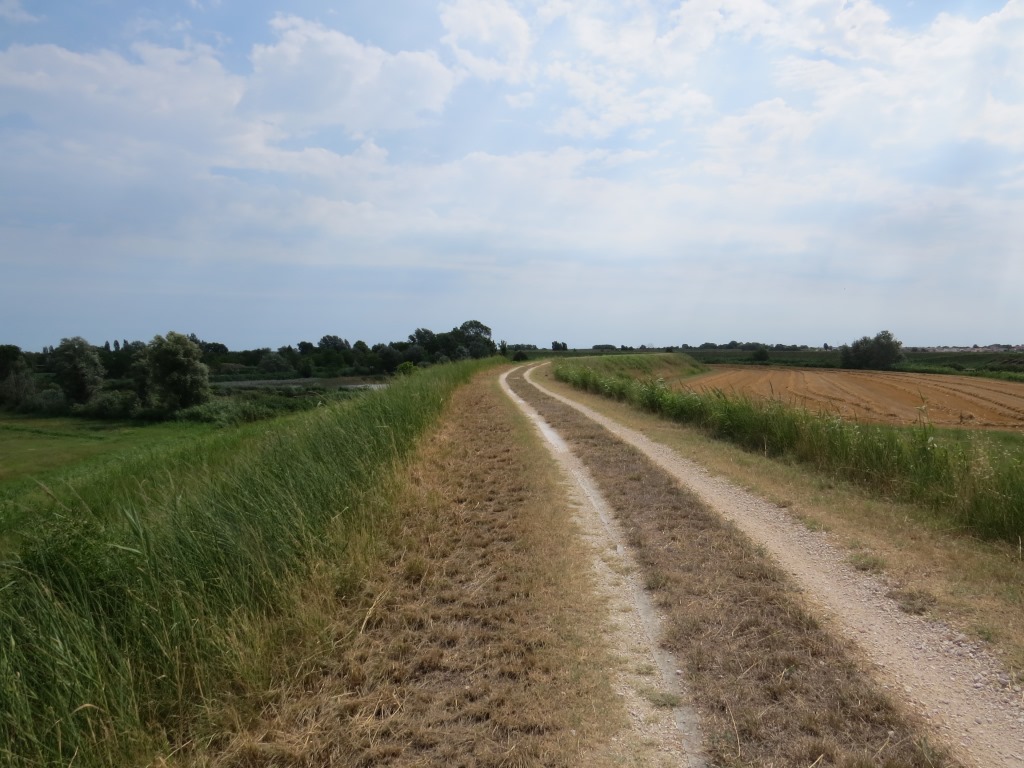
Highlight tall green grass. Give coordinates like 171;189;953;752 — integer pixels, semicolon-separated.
554;363;1024;544
0;360;492;767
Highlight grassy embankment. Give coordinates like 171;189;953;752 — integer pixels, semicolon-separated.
0;360;492;768
554;355;1024;544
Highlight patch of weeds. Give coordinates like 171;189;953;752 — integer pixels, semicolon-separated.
634;662;656;677
644;571;669;591
403;555;428;584
640;688;681;709
849;551;886;573
799;516;828;532
887;588;937;615
974;625;997;643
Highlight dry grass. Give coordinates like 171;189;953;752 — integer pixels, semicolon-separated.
507;369;959;768
534;364;1024;672
185;372;623;767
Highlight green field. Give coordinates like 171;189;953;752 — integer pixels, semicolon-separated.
0;415;211;487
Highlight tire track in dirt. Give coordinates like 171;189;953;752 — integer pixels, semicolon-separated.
522;365;1024;768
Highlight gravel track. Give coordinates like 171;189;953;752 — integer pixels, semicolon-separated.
500;369;709;766
520;365;1024;768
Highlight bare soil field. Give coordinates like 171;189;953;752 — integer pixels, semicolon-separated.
684;367;1024;430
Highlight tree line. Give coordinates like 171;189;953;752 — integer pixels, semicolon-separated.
0;320;500;420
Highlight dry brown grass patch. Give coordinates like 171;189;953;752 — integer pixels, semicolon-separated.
187;372;622;767
507;368;960;768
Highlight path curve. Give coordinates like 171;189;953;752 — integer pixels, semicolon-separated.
522;364;1024;768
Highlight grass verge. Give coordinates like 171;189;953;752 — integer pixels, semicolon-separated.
508;368;958;767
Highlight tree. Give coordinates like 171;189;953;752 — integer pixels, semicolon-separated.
318;335;351;352
53;337;105;405
839;330;903;370
259;351;294;374
0;345;23;381
459;320;492;341
0;355;36;407
143;332;211;412
458;320;497;356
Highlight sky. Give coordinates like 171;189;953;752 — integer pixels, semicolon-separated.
1;0;1022;352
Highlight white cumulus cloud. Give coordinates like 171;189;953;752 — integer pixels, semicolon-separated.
245;16;456;137
440;0;533;82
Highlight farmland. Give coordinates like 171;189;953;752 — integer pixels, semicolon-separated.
682;366;1024;431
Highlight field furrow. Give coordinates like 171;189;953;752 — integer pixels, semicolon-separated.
683;367;1024;430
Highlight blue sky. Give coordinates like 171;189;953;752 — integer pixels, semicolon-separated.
1;0;1021;351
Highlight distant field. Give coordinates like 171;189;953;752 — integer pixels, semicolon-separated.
684;366;1024;431
0;415;211;487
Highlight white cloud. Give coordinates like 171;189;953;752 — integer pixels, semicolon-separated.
504;90;534;108
440;0;533;82
245;15;456;137
0;0;38;23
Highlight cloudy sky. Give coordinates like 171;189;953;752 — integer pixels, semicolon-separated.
1;0;1021;351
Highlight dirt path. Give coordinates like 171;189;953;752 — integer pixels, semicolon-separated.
500;370;709;767
513;365;1024;768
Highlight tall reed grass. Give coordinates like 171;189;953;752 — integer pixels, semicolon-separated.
554;363;1024;544
0;360;491;767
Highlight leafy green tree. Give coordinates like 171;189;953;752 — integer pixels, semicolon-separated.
409;328;439;355
53;337;105;405
459;319;492;341
839;330;904;370
0;345;23;381
0;356;36;407
259;352;294;374
318;335;351;352
377;345;402;373
143;332;211;412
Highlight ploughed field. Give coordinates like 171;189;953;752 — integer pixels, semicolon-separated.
683;366;1024;430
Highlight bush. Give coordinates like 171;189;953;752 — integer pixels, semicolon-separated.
73;391;141;419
